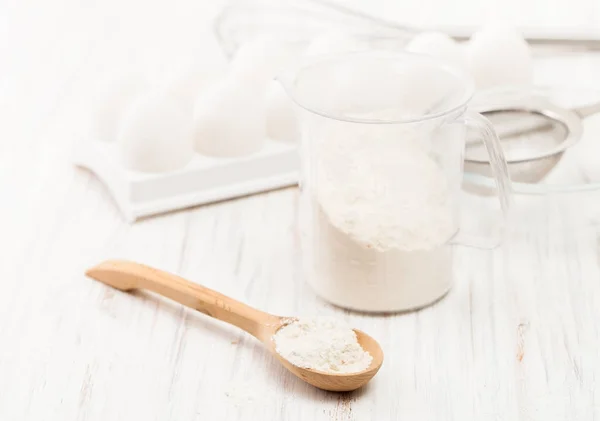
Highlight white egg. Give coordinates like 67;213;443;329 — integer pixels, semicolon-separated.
193;78;266;157
405;31;467;71
467;25;533;90
118;92;194;172
157;59;223;113
327;60;399;112
265;81;299;142
229;35;298;87
303;31;363;58
91;73;146;142
326;58;458;119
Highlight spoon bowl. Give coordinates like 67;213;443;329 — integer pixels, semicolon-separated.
268;326;383;392
85;260;383;392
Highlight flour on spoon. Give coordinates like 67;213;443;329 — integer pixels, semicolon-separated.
272;317;372;374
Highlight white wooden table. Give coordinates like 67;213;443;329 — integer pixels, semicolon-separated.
2;1;600;420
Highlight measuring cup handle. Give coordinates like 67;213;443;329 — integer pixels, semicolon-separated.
451;110;514;249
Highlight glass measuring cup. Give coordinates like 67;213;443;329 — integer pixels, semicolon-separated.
279;51;513;312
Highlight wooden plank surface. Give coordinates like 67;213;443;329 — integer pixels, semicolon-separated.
1;0;600;420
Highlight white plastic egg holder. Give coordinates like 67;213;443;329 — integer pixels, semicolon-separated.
73;138;299;222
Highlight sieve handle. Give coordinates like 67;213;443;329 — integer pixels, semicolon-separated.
574;100;600;119
452;110;514;249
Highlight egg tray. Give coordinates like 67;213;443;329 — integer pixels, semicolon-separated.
74;139;299;222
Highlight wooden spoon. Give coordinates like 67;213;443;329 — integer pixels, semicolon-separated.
85;260;383;392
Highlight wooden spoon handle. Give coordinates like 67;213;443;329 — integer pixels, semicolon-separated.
86;260;280;341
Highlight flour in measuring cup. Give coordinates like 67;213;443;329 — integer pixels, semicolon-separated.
317;124;456;251
305;122;458;311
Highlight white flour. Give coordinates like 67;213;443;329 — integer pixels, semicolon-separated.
316;123;456;251
272;317;372;373
302;119;458;311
